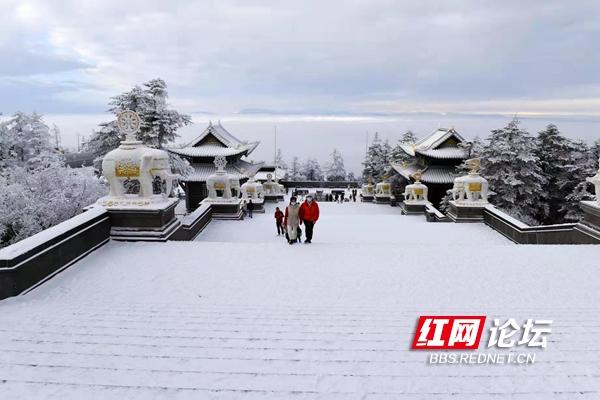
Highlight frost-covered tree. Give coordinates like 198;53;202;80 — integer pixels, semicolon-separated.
558;140;596;221
346;171;356;181
87;79;192;174
0;112;59;170
325;149;346;181
534;124;578;223
275;148;288;170
0;164;107;248
362;133;392;182
301;158;324;181
480;118;546;224
288;157;303;181
391;130;418;162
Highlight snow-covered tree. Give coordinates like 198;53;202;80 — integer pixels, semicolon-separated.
325;149;346;181
87;79;192;174
558;139;596;221
346;171;357;181
362;133;392;182
0;112;59;170
288;157;303;181
391;130;418;162
301;158;324;181
0;164;107;248
480;118;546;224
275;148;288;170
534;124;578;223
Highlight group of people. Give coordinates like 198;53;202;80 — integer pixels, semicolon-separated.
322;189;358;203
274;195;320;245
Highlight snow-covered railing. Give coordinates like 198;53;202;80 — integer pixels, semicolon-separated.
424;203;449;222
482;205;600;244
171;203;212;241
0;206;111;299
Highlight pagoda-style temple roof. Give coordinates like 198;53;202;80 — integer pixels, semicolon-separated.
184;159;263;182
398;128;468;160
168;121;260;159
390;162;457;184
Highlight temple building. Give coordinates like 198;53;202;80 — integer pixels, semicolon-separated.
168;121;263;211
390;127;469;207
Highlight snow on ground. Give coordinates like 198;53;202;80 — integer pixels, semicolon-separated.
0;199;599;399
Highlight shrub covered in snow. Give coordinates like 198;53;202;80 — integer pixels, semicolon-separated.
0;164;107;248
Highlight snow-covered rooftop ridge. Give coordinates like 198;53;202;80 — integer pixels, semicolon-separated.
186;121;259;153
168;143;258;158
390;162;457;184
0;206;107;261
415;127;465;150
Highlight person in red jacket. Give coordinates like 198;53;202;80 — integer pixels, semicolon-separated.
274;207;284;236
298;194;320;243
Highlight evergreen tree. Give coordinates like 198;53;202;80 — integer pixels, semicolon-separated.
275;148;288;171
558;140;596;221
346;171;356;181
301;158;324;181
325;148;346;181
391;130;418;162
87;78;192;173
480;118;546;224
0;112;59;170
361;133;391;182
535;124;576;223
288;157;303;181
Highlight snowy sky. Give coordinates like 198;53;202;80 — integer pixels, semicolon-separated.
2;1;600;171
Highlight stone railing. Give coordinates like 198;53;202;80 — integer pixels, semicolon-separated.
483;205;600;244
171;203;213;241
0;206;111;300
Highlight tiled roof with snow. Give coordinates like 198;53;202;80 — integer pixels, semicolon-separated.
397;128;467;160
391;162;457;184
182;159;264;182
168;143;258;158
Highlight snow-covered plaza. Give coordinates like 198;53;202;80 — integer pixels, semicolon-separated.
1;199;599;399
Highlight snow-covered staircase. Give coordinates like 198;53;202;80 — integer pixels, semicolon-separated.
1;302;598;399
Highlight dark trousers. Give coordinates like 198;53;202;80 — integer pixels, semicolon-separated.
248;209;253;218
304;221;314;241
276;221;284;234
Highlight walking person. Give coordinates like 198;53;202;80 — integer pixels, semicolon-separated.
274;207;284;236
284;196;301;245
299;194;320;244
247;199;254;218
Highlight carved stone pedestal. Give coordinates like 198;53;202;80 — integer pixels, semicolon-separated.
106;198;181;241
447;200;488;222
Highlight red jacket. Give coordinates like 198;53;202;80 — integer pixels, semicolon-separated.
274;210;284;222
299;201;320;223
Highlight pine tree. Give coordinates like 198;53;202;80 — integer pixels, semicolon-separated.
325;149;346;181
0;112;59;170
361;133;391;182
288;157;303;181
391;130;418;162
535;124;577;223
558;140;596;221
87;78;192;172
480;118;546;224
275;148;288;171
346;171;356;181
301;158;324;181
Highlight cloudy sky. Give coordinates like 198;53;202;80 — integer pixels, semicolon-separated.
2;0;600;171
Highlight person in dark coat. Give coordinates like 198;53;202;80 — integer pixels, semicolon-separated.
274;207;284;235
247;199;255;218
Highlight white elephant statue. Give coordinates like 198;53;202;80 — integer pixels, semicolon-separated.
451;176;467;201
102;146;179;199
403;182;428;202
463;175;489;202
